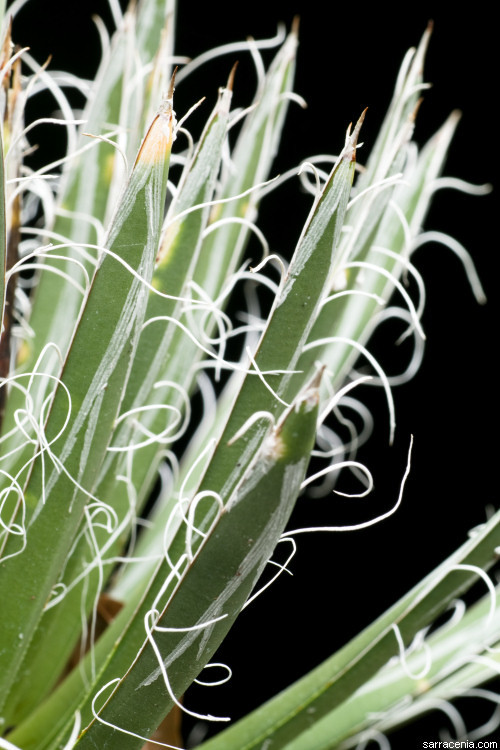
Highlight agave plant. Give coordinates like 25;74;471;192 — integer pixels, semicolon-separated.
0;1;496;749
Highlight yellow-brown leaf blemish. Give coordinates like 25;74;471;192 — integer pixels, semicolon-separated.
134;100;174;167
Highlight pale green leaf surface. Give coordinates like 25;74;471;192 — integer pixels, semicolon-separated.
351;24;431;210
12;25;130;375
314;586;500;749
287;110;461;415
194;27;297;299
129;0;176;151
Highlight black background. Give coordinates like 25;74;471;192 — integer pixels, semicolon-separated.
10;1;498;747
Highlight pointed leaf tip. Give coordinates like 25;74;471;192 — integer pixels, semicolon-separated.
352;108;367;146
343;109;366;162
410;97;424;123
227;61;238;92
168;66;178;100
309;363;325;391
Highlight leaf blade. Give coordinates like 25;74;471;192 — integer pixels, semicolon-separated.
75;375;321;749
195;509;500;750
0;100;173;710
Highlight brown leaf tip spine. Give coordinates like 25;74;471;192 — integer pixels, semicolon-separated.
227;61;238;92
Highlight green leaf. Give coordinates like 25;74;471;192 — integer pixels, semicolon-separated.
103;111;359;672
0;0;176;482
53;118;360;749
101;73;235;506
108;30;300;601
193;24;298;299
0;99;173;712
196;508;500;750
75;373;321;749
193;116;361;508
314;584;500;748
105;112;359;672
287;110;461;428
353;23;431;208
1;77;235;724
8;373;321;750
